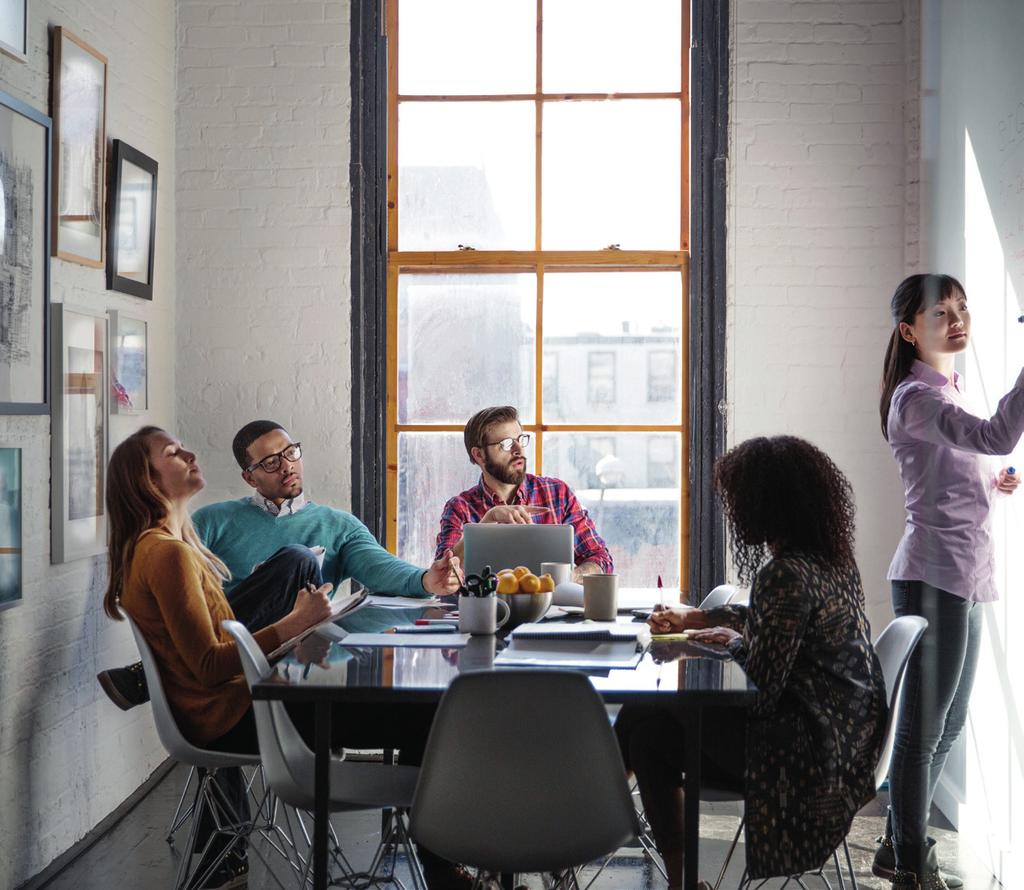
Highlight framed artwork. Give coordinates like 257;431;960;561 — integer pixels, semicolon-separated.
0;446;21;610
51;26;107;267
0;89;50;414
108;310;146;413
107;140;157;299
51;304;107;563
0;0;27;61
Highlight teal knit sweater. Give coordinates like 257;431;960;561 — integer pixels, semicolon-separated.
192;498;428;600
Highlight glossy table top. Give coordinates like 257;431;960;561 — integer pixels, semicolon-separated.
251;604;756;706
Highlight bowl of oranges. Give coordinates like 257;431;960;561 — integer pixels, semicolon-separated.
495;565;555;630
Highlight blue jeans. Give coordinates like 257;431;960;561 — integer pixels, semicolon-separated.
888;580;982;874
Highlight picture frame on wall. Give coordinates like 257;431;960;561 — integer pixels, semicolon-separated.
0;446;22;610
107;140;157;300
108;310;146;413
0;0;27;61
0;89;51;414
51;304;107;564
51;26;107;268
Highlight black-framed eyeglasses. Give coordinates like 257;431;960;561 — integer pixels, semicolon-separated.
482;433;531;452
247;443;302;473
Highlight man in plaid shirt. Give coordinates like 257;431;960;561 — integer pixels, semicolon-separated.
435;406;613;581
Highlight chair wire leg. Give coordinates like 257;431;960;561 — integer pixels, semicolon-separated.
712;816;744;890
842;838;858;890
166;766;197;846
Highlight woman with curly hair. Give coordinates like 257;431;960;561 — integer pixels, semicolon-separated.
614;435;887;890
877;274;1023;890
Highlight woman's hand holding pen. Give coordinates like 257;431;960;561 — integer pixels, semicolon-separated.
647;603;707;634
277;581;333;639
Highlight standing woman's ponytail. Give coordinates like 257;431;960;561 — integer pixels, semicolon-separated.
880;273;966;440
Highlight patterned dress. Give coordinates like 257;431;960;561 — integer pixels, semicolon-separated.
710;552;888;879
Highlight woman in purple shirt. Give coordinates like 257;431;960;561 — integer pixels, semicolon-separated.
879;273;1024;890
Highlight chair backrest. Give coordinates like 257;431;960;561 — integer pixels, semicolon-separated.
698;584;737;610
222;620;319;808
410;670;639;874
127;616;257;769
872;614;928;790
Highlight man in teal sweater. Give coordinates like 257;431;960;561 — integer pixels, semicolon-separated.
99;419;462;708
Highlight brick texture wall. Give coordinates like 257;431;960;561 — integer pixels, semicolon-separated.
175;0;352;511
728;0;912;628
0;2;176;885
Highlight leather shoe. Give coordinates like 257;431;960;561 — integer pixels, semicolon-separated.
97;662;149;710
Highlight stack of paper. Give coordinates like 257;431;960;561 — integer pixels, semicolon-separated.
496;621;649;669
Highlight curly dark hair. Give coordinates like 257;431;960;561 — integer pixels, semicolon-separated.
713;436;857;585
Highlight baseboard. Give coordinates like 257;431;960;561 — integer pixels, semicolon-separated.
15;757;177;890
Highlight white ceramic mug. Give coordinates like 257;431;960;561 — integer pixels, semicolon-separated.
583;573;619;621
540;562;573;586
458;595;511;635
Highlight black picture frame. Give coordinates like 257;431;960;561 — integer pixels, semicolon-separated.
106;139;157;300
0;88;51;414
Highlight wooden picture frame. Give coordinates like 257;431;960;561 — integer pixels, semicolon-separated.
107;140;157;299
108;309;147;413
0;88;51;414
51;26;107;267
0;446;22;610
0;0;27;61
51;304;107;563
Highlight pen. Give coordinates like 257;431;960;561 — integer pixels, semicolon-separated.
415;618;459;625
657;574;664;609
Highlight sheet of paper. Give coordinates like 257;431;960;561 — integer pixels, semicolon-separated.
340;632;470;648
365;595;449;609
495;640;643;670
511;621;649;643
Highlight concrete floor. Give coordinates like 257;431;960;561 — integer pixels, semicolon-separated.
38;764;1002;890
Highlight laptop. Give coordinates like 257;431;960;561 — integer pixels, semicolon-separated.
462;523;574;576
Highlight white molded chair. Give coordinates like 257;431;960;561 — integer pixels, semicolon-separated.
411;670;638;889
128;617;288;890
709;613;929;890
222;619;425;889
699;584;738;610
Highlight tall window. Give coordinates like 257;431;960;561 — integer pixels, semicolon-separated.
387;0;689;588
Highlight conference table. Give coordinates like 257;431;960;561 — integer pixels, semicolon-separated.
251;604;756;890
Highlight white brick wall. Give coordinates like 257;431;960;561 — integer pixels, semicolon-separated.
175;0;352;511
0;1;176;885
728;0;911;629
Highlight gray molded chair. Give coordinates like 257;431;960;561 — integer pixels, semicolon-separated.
710;614;929;890
222;619;425;889
699;584;738;610
410;670;638;889
128;617;282;890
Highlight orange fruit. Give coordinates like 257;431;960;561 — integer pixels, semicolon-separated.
518;573;541;594
496;574;520;594
512;566;530;579
537;573;555;593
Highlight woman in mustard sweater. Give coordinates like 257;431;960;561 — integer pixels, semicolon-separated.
103;427;460;890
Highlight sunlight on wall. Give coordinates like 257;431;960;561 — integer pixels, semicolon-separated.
959;128;1024;884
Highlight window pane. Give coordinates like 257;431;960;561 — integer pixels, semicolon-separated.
398;433;476;567
398;102;535;250
398;273;536;424
542;100;680;249
542;272;682;423
543;0;682;93
543;431;680;587
399;0;535;95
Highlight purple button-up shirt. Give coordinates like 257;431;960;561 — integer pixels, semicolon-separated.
887;360;1024;602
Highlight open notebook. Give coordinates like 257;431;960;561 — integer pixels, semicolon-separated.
267;590;369;660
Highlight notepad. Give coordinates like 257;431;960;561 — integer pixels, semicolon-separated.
268;590;369;659
495;640;643;670
510;621;650;645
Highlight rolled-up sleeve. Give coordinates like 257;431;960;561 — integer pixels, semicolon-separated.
564;490;614;572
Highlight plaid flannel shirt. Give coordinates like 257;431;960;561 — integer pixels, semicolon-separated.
435;473;613;573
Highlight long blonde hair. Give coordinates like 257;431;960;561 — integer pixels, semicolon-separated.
103;426;229;619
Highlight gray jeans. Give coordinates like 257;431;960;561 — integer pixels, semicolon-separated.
888;580;982;874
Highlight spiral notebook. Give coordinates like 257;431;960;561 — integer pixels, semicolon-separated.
509;621;650;646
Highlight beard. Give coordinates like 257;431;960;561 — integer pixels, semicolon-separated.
484;453;526;486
